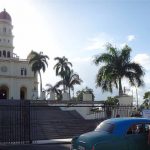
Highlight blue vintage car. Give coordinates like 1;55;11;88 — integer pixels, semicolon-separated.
71;118;150;150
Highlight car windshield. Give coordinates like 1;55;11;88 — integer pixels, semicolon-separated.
95;122;114;133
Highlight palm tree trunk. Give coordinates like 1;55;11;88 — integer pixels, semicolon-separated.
63;77;65;93
69;87;71;99
39;71;42;94
119;77;123;96
73;89;74;98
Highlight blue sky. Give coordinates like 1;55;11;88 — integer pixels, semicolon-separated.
1;0;150;103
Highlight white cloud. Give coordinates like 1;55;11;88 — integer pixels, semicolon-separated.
71;57;91;63
133;53;150;71
85;33;136;52
120;43;127;48
85;33;114;51
131;53;150;104
127;35;135;42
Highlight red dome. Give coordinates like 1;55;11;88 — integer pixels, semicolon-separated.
0;9;11;22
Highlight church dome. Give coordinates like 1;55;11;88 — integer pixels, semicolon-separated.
0;9;11;22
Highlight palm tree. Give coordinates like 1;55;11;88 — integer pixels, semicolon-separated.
60;70;83;98
94;43;144;96
28;50;49;94
45;83;62;100
53;56;72;92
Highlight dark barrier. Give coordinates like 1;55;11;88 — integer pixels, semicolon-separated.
0;100;31;144
0;100;133;144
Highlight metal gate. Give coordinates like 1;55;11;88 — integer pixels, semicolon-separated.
0;100;31;144
0;100;134;145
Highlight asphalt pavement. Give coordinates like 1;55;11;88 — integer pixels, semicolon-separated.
0;144;71;150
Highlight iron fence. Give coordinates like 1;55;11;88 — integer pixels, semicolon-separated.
0;100;133;144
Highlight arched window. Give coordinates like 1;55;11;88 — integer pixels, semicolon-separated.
7;51;10;58
3;50;6;57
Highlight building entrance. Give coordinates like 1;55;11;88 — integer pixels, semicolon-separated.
20;87;27;100
0;86;9;99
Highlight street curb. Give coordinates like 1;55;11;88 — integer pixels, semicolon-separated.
0;139;72;146
33;139;72;145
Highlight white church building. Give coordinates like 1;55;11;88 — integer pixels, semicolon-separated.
0;9;38;100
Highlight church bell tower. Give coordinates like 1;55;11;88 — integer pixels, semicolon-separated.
0;9;14;59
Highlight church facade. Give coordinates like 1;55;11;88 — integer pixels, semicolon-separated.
0;9;38;100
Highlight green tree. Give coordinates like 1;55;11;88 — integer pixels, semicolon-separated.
143;91;150;99
94;43;144;96
53;56;72;92
142;91;150;109
61;70;83;98
76;87;95;101
45;83;62;100
76;89;84;101
105;96;119;105
104;96;119;118
28;50;49;93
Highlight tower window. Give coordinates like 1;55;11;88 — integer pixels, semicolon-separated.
8;40;9;43
24;69;27;75
21;68;27;76
0;51;1;57
7;51;10;58
3;27;6;33
3;50;6;57
9;29;11;34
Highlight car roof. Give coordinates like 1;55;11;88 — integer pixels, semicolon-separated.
105;117;150;124
102;117;150;135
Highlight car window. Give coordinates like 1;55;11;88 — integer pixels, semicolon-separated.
144;123;150;133
127;123;145;135
95;122;114;133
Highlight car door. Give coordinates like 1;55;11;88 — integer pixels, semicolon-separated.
132;133;147;150
126;123;149;150
144;123;150;150
125;134;138;150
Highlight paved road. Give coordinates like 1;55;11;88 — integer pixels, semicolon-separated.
0;144;71;150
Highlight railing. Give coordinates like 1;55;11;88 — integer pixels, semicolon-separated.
0;100;133;144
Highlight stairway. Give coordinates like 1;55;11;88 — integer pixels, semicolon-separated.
30;106;100;140
0;100;102;143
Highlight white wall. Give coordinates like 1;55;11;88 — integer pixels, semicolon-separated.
60;104;98;120
118;95;133;105
83;93;92;101
0;59;38;99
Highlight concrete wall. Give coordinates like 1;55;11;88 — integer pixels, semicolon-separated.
60;104;98;120
83;93;92;101
117;95;133;105
62;92;70;100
